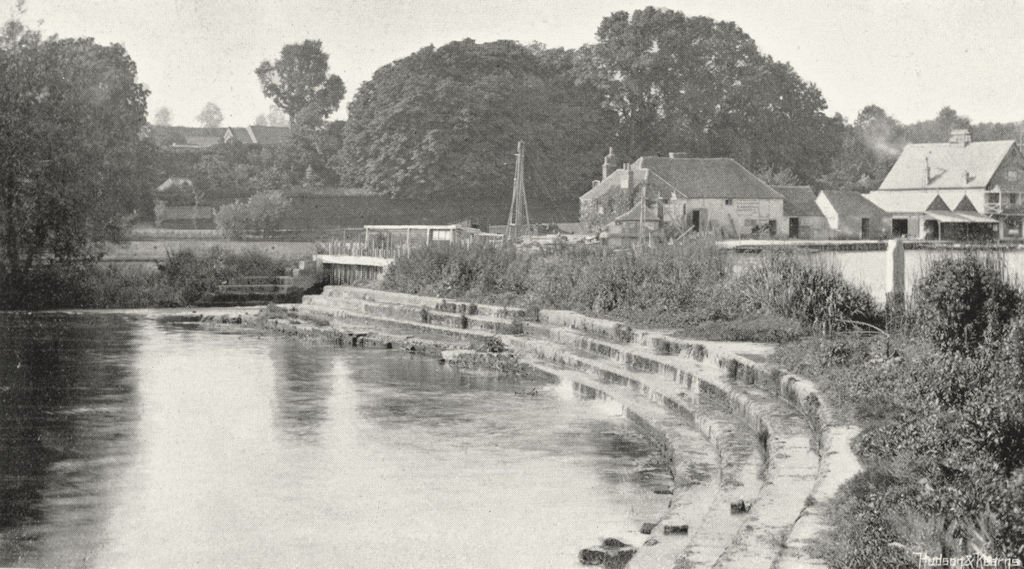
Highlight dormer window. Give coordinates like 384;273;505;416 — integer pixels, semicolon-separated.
1009;170;1019;182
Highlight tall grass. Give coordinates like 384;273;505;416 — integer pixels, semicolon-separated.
382;240;876;333
734;250;881;332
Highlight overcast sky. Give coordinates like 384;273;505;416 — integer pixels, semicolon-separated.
7;0;1023;127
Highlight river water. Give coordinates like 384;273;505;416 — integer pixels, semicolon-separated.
0;313;670;569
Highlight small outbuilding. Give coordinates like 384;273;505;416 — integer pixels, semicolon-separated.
815;190;890;239
774;185;828;239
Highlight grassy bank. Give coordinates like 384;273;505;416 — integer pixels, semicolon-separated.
381;239;881;340
1;248;292;310
771;254;1024;566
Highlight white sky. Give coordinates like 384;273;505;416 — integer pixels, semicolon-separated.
7;0;1024;127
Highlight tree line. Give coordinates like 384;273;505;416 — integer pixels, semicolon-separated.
5;6;1024;291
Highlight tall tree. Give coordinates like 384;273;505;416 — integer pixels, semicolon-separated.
255;40;345;125
575;7;842;182
338;39;613;204
0;19;149;286
153;106;172;126
196;102;223;128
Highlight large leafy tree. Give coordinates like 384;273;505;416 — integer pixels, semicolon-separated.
255;40;345;124
196;101;223;128
0;20;149;285
576;7;842;182
338;39;613;204
256;40;346;186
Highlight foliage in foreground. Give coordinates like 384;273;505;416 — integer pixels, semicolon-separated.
0;19;152;285
773;252;1024;567
215;190;293;238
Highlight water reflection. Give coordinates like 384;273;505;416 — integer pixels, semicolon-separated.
1;317;673;569
0;314;140;567
268;340;334;442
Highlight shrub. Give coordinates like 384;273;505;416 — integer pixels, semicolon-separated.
215;190;292;238
735;250;880;332
913;253;1020;354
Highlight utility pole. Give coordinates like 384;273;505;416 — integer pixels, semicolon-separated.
504;140;531;242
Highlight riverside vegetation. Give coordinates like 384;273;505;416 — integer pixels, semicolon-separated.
381;242;1024;566
0;248;289;310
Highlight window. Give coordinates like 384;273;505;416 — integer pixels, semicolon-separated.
725;199;733;206
1009;170;1019;182
1010;194;1019;206
1005;217;1023;237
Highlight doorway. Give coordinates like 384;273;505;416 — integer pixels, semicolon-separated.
891;218;908;237
788;218;800;238
860;218;871;239
690;210;702;231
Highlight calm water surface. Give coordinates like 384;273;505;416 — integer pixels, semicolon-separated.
0;314;669;569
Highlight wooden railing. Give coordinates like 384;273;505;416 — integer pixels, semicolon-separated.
315;241;411;259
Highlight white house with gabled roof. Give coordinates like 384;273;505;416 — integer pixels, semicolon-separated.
865;130;1021;240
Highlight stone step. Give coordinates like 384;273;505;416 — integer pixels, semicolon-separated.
296;286;852;568
319;285;528;319
219;284;292;294
511;335;820;569
296;300;501;346
518;343;767;569
230;275;294;285
303;294;523;335
303;290;528;335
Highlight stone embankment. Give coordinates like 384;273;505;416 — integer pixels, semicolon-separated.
296;285;861;569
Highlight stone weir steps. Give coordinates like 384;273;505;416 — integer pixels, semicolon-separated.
295;286;857;569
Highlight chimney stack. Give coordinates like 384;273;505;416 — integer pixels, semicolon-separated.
925;156;932;185
602;147;619;180
621;163;632;189
949;129;972;146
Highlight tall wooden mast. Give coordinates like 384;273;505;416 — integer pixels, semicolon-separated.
504;140;531;241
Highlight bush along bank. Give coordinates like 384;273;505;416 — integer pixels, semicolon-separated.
381;241;881;339
0;248;294;310
772;251;1024;567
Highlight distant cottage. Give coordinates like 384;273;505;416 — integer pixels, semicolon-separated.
866;130;1019;240
580;149;784;241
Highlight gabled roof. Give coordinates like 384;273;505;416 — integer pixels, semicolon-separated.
954;196;977;212
614;201;660;223
864;191;959;212
819;190;886;217
879;139;1016;190
926;195;950;211
155;177;193;192
638;157;783;200
774;185;824;217
580;169;639;201
224;127;255;144
249;125;292;146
